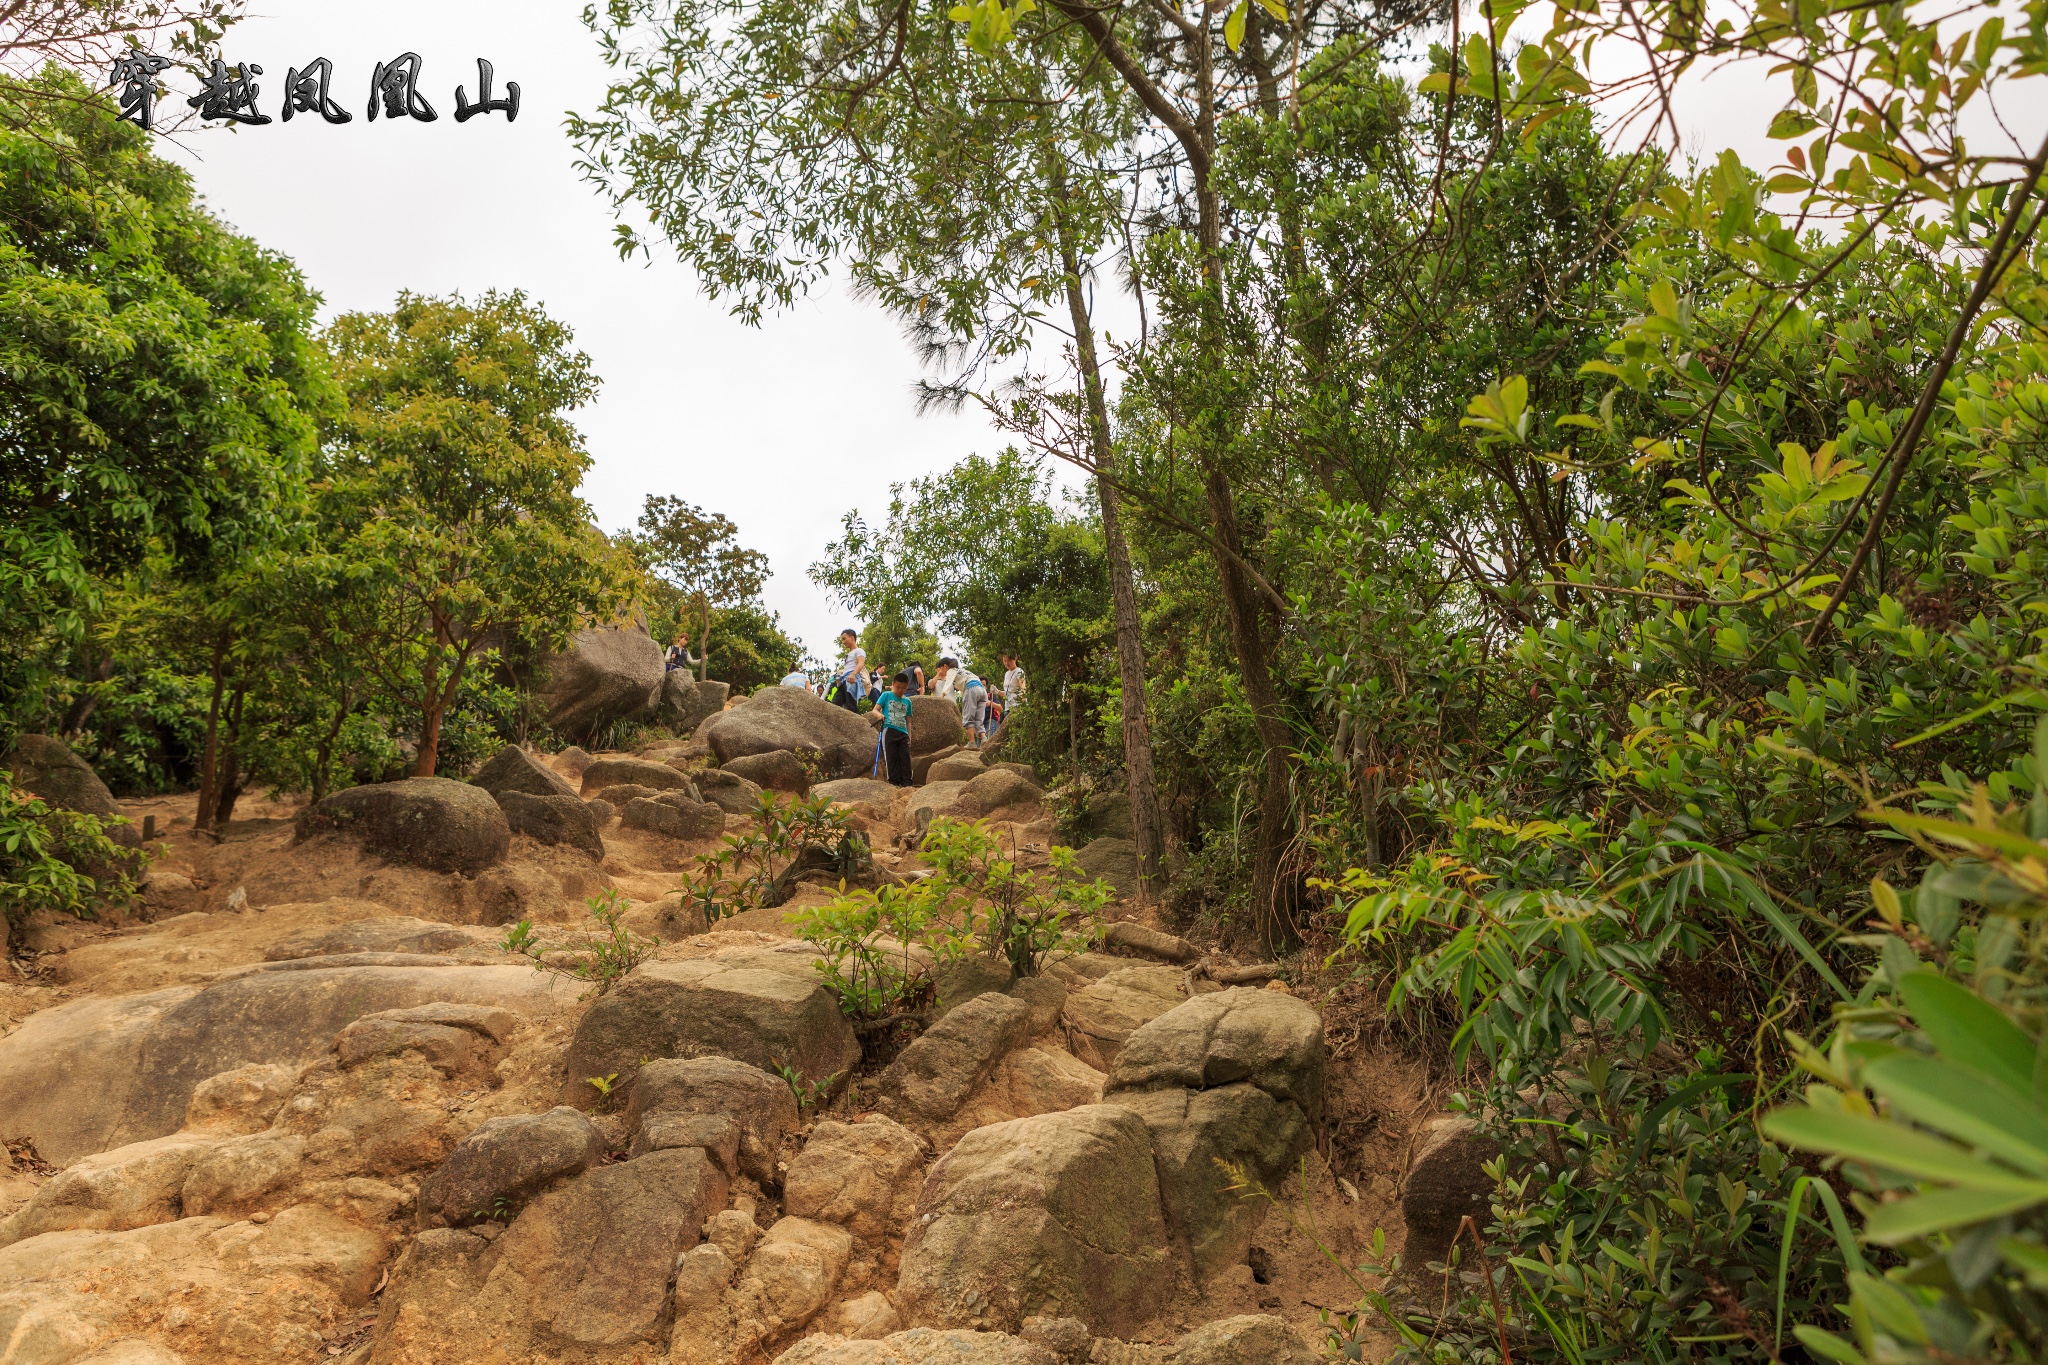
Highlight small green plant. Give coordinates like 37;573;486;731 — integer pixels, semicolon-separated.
501;888;656;998
1;772;144;950
584;1072;620;1108
675;790;864;917
771;1058;841;1114
468;1195;515;1223
918;817;1110;976
788;879;957;1023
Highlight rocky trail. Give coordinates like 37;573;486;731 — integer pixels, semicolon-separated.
0;683;1484;1365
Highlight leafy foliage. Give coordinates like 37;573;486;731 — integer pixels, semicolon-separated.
0;772;142;943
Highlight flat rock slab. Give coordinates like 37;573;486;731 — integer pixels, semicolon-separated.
0;964;572;1165
580;757;694;796
898;1104;1173;1337
563;950;860;1101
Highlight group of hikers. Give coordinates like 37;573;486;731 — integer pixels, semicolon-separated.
665;624;1024;788
823;627;1025;787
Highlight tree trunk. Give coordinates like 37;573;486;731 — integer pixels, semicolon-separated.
311;686;350;805
194;630;231;834
212;687;247;827
415;644;443;778
1068;684;1081;771
1056;213;1167;901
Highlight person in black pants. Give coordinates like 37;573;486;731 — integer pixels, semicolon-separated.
875;671;916;785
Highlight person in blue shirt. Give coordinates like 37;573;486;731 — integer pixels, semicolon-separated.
875;671;916;786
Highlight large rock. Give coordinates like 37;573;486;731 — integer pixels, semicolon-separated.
911;745;960;785
1169;1316;1321;1365
0;1205;385;1365
960;767;1043;816
579;756;695;795
726;748;812;794
0;1132;220;1246
876;992;1034;1125
661;674;730;733
263;918;484;961
417;1106;602;1227
469;745;578;800
626;1055;799;1185
0;963;570;1165
540;626;666;743
372;1146;726;1359
908;697;967;756
699;767;769;814
1078;791;1134;841
927;751;988;785
814;778;901;815
1061;966;1187;1070
784;1116;926;1247
3;734;136;843
563;950;861;1101
897;1105;1173;1336
1073;838;1138;899
493;789;605;861
778;1329;1058;1364
1401;1117;1497;1268
1104;988;1325;1120
908;782;969;833
996;1048;1104;1117
298;777;510;875
703;686;878;777
621;792;725;841
1108;1084;1310;1281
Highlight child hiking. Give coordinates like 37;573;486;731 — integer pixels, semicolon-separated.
876;671;916;785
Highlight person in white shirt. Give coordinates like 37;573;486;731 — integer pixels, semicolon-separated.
828;629;867;712
1001;653;1026;710
780;670;809;688
930;657;960;701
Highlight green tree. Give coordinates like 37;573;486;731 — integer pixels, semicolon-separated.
626;496;771;682
319;291;636;777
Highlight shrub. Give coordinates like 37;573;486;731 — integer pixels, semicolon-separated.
500;888;655;998
0;771;142;949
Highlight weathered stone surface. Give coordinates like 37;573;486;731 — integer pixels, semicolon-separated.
0;963;569;1165
0;1205;385;1365
813;778;900;815
624;1055;800;1185
1104;988;1325;1120
661;674;730;734
1108;1084;1309;1281
933;955;1014;1016
334;1001;517;1080
183;1062;298;1134
826;1291;903;1341
1073;838;1138;899
1401;1117;1497;1268
417;1106;602;1227
470;745;579;800
1061;966;1187;1071
908;782;968;833
1006;976;1067;1034
372;1146;726;1360
960;768;1043;816
540;626;666;743
638;1110;741;1176
581;756;696;796
926;752;987;785
702;686;877;777
178;1130;306;1216
0;1132;220;1246
1101;922;1199;964
775;1328;1058;1365
565;952;860;1101
877;992;1034;1124
1078;791;1134;842
69;1340;186;1365
726;748;812;795
784;1116;925;1245
622;793;725;841
733;1216;855;1339
897;1105;1173;1336
996;1048;1104;1117
494;790;606;861
263;919;483;962
908;697;967;756
298;778;510;875
698;767;769;814
553;746;595;779
1171;1315;1321;1365
911;745;959;785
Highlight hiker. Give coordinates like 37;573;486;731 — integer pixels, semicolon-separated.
1001;653;1026;710
666;630;699;674
876;670;916;785
956;664;990;745
931;656;960;701
827;628;866;712
780;667;808;688
904;660;928;695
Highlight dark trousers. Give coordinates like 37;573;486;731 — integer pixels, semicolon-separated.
828;683;859;712
883;727;912;785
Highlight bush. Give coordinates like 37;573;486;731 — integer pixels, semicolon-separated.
500;888;655;998
0;772;143;949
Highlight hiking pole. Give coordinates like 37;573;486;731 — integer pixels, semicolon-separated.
870;729;885;778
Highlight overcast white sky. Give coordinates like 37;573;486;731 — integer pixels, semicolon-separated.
150;0;2039;663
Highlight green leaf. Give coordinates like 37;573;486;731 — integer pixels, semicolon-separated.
1224;0;1248;51
1864;1053;2048;1173
1768;108;1822;138
1763;1106;2048;1193
1863;1186;2048;1244
1896;971;2035;1093
1254;0;1289;22
1792;1326;1868;1364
